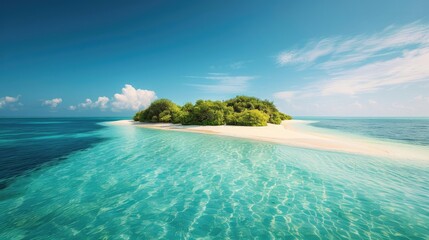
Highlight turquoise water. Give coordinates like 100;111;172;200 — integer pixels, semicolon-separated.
1;118;429;239
300;117;429;146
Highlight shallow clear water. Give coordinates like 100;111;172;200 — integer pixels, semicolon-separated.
301;117;429;146
0;118;428;239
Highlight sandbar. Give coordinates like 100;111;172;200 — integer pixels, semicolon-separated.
109;120;429;161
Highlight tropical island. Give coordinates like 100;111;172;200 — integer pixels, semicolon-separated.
121;95;429;160
133;96;292;126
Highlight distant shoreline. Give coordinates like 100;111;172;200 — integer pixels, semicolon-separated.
109;120;429;162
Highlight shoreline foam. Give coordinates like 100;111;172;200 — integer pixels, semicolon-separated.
109;120;429;161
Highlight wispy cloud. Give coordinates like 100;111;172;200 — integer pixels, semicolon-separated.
230;61;249;69
0;96;21;109
413;95;429;103
277;22;429;69
188;73;256;94
275;22;429;99
273;91;296;102
42;98;62;108
209;60;251;71
277;38;335;66
320;47;429;95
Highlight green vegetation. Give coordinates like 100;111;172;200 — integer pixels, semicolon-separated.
227;109;270;126
180;100;233;125
134;96;291;126
225;96;292;124
134;99;182;123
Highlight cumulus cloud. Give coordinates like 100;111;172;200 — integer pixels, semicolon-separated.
72;96;110;111
78;99;93;108
111;84;157;111
0;96;20;109
68;84;156;112
42;98;62;108
95;96;109;109
188;73;256;93
78;96;109;109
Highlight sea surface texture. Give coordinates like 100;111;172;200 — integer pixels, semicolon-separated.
0;118;428;239
306;117;429;146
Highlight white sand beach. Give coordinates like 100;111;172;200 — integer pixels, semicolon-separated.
110;120;429;161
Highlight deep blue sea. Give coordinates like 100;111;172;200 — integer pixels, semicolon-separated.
0;117;428;239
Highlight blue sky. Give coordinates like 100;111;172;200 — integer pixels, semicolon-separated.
1;0;429;117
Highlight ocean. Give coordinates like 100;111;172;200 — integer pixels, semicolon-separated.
303;117;429;146
0;117;428;239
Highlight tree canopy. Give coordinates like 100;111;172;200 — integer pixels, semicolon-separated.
225;96;291;124
134;96;291;126
134;99;182;123
180;100;233;125
226;109;270;126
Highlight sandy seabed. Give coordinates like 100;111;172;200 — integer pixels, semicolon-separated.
109;120;429;162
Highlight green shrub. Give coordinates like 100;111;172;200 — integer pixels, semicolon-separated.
181;100;233;125
138;99;182;123
227;110;269;126
269;111;282;124
133;111;141;121
279;112;292;120
225;95;290;124
133;96;291;126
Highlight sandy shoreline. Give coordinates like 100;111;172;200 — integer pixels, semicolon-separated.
109;120;429;161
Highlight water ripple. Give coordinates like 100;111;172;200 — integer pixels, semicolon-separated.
0;125;428;239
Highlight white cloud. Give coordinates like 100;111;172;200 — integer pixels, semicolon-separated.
353;101;363;109
274;22;429;116
42;98;62;108
95;96;109;109
76;96;110;110
0;96;20;109
274;80;429;116
78;98;94;108
5;96;18;102
413;95;429;103
277;52;297;65
273;91;296;102
368;100;377;105
320;47;429;95
277;38;335;66
207;72;228;76
68;84;156;112
188;73;256;93
277;22;429;68
275;22;429;100
111;84;157;111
